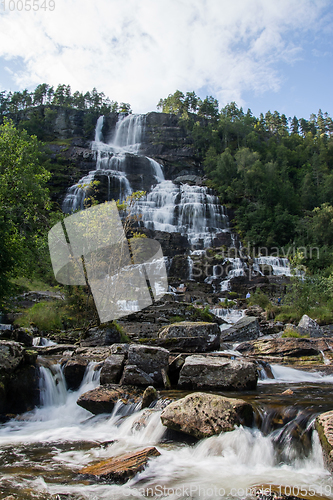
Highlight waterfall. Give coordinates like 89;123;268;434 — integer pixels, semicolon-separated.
253;256;291;276
62;114;231;249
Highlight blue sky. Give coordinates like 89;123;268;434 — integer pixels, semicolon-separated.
0;0;332;120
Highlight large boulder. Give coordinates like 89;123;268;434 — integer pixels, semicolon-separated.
316;410;333;472
297;315;324;338
126;345;170;386
237;338;322;358
177;355;258;391
79;447;161;483
158;321;220;352
100;355;125;385
160;392;253;439
220;316;260;343
0;341;39;416
62;356;88;390
80;325;122;347
120;365;154;386
77;385;142;414
0;341;25;373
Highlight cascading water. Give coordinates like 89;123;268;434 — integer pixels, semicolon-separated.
1;359;333;498
62;114;231;249
253;256;291;276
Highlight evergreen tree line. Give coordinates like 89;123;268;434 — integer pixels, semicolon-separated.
0;83;131;116
158;91;333;274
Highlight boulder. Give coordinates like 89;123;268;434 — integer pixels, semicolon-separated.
110;343;129;356
297;315;324;338
62;356;88;390
141;386;158;409
77;385;142;414
100;355;125;385
75;346;112;361
0;327;33;347
0;341;24;373
237;338;322;358
80;325;122;347
127;345;170;386
158;321;220;352
220;316;260;343
316;410;333;472
160;392;253;439
177;355;258;391
79;446;161;483
120;365;154;386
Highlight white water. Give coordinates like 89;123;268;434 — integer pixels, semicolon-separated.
253;256;291;276
62;115;231;249
260;364;333;384
1;362;333;499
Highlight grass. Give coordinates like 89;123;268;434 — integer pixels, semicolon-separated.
275;305;302;323
11;277;55;293
247;289;270;309
170;315;185;323
282;327;309;338
14;301;66;332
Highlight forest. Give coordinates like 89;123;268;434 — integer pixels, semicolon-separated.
1;84;333;321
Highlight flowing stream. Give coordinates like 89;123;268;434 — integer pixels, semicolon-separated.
1;360;333;499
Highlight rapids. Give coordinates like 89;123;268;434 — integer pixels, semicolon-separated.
1;360;333;499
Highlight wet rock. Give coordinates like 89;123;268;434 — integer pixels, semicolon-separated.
43;344;76;356
78;446;161;483
100;355;125;385
141;386;157;409
75;346;112;361
244;306;264;317
0;327;33;347
80;325;122;347
0;341;24;373
120;365;154;386
177;355;258;391
316;410;333;472
110;343;129;356
158;321;220;352
127;345;170;386
160;392;253;439
297;315;324;338
220;316;260;343
77;384;141;414
237;338;322;358
62;356;88;390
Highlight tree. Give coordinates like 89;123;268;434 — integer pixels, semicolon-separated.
0;118;51;304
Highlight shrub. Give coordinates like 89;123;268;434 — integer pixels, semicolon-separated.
275;305;302;323
248;289;270;309
14;301;65;331
170;315;185;323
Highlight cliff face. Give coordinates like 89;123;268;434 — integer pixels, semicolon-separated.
48;110;204;205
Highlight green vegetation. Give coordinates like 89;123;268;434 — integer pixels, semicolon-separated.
247;288;270;309
14;301;66;332
170;315;185;323
282;328;309;339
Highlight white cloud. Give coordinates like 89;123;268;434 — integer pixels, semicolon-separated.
0;0;330;112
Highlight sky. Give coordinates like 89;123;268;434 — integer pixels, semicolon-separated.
0;0;332;120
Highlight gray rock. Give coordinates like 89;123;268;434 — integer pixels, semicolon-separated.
80;325;122;347
220;316;260;343
160;392;253;439
110;343;129;356
0;341;24;373
127;345;170;386
75;346;112;361
316;410;333;472
178;355;258;391
141;386;157;409
297;314;324;338
62;357;88;390
120;365;154;386
100;355;125;384
159;321;220;352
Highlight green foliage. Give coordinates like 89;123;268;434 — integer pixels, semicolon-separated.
187;305;214;322
282;328;309;338
0;118;51;305
275;306;302;323
14;301;65;331
170;315;185;323
248;289;270;309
